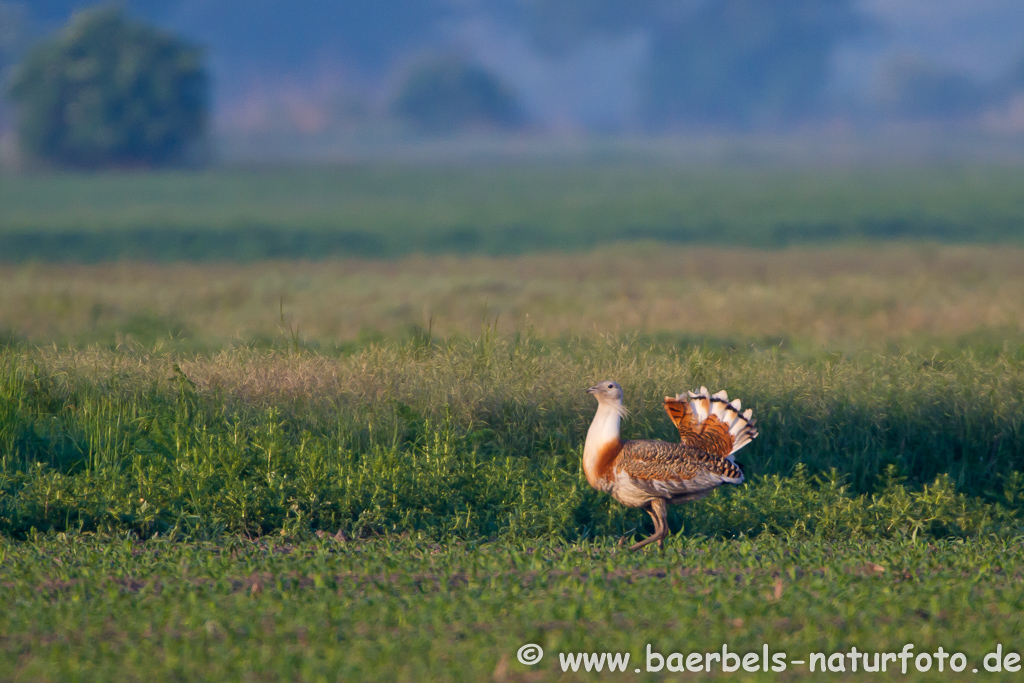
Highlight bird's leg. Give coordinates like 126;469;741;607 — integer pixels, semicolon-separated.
616;527;637;547
649;503;663;538
652;498;669;550
629;500;668;552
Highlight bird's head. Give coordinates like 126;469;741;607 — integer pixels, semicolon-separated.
587;380;624;405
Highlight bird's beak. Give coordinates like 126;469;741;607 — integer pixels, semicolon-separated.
586;385;598;394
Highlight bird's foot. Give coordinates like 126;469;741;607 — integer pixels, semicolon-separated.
629;530;669;552
628;536;659;552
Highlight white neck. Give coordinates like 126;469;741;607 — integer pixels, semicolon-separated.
583;401;623;481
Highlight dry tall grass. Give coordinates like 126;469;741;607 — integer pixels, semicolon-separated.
3;244;1024;348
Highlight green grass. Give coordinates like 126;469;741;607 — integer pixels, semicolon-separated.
5;159;1024;678
4;331;1024;680
3;533;1024;681
3;338;1024;541
2;165;1024;260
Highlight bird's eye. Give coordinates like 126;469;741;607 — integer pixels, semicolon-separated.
607;384;614;388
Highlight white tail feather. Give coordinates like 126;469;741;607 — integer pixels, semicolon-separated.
677;385;758;456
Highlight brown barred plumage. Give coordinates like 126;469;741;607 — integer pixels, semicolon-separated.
619;439;745;485
583;381;758;551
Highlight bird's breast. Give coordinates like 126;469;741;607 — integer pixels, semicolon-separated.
582;438;621;491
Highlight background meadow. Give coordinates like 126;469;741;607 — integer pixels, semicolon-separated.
3;165;1024;261
3;165;1024;681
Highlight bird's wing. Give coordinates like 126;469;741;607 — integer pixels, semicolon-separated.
617;439;744;497
663;386;757;458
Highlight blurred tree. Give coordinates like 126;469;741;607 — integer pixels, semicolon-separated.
391;57;524;134
8;7;208;168
643;0;864;129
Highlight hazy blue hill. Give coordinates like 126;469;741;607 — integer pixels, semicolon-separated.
7;0;1024;136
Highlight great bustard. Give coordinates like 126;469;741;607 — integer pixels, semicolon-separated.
583;381;758;551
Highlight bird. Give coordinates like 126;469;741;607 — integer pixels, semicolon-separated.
583;381;757;551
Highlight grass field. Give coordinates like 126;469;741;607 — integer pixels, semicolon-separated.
5;339;1024;538
3;332;1024;679
4;164;1024;680
3;244;1024;350
2;165;1024;260
4;534;1024;681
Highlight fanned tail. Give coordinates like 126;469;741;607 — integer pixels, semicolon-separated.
663;385;758;459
